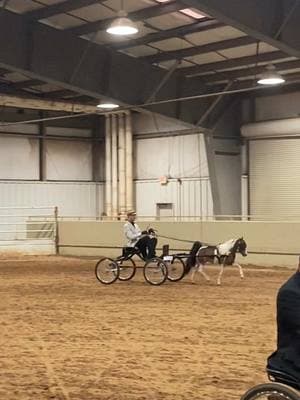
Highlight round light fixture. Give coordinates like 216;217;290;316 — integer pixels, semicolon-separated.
97;103;120;110
257;64;285;85
106;10;138;35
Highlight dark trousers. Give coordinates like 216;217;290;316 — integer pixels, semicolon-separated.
135;236;157;260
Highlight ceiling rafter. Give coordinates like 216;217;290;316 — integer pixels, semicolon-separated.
205;59;300;84
67;0;187;36
180;0;300;58
182;50;288;77
112;19;224;50
25;0;103;21
143;36;257;64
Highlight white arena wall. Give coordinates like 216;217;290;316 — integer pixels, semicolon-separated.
58;220;300;268
0;113;215;220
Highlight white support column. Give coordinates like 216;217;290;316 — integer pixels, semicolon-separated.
111;114;118;219
105;115;112;217
118;113;126;218
125;111;133;212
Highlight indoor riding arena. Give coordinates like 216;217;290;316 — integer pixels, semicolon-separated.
1;1;300;400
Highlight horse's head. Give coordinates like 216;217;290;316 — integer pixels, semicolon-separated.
235;237;247;257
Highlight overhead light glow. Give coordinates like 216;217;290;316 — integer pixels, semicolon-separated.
97;103;120;110
106;10;138;36
257;64;285;85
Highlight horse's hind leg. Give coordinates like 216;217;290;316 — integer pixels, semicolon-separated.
233;263;244;279
190;266;197;283
198;263;210;282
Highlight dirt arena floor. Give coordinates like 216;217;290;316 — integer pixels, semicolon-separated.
0;255;294;400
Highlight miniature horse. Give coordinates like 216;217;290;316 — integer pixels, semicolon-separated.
185;238;247;285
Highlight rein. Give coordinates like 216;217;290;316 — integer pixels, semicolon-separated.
156;233;212;246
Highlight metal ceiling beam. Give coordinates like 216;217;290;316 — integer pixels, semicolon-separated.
196;81;233;126
25;0;102;21
181;0;300;58
13;79;44;89
143;36;257;64
205;58;300;83
111;19;224;50
0;9;209;123
68;0;186;36
182;50;288;77
43;89;77;99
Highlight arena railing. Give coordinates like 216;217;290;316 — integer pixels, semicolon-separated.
0;206;58;253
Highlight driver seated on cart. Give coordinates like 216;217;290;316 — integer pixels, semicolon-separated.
267;261;300;384
123;210;157;260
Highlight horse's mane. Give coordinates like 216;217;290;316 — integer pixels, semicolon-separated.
217;238;236;247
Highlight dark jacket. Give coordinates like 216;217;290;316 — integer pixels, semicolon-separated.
267;271;300;380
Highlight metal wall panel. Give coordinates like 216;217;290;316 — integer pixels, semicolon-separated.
46;140;93;181
249;138;300;218
0;181;104;217
0;136;39;179
135;178;213;218
135;133;209;179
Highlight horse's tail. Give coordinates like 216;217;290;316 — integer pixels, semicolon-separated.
185;241;202;274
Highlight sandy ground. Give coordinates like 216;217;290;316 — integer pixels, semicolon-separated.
0;256;294;400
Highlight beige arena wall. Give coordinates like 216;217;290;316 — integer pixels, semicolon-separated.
58;221;300;267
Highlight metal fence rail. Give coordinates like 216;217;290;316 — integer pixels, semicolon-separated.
0;206;58;253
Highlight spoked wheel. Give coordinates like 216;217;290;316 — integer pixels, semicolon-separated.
241;383;300;400
95;257;119;284
166;256;186;282
143;257;168;286
118;258;136;281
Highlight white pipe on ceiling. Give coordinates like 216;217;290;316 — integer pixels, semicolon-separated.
125;111;133;213
111;114;118;218
105;115;112;217
118;113;126;218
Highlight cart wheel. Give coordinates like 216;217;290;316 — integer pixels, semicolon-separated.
118;258;136;281
95;257;119;284
167;256;186;282
143;257;168;286
241;383;300;400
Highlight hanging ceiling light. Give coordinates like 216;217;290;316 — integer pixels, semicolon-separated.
257;64;285;85
97;103;119;110
106;0;138;36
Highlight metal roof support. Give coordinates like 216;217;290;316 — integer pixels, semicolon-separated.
146;60;181;103
196;81;233;127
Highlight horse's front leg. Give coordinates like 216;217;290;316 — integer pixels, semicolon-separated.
233;263;244;279
217;264;224;285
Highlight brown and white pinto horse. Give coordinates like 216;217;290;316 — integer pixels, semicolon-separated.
185;238;247;285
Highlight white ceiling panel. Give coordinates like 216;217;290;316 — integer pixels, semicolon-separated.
103;0;155;13
158;59;195;69
121;45;158;57
185;26;247;46
150;37;193;51
41;13;86;29
145;12;193;30
70;3;116;21
219;42;278;58
186;52;225;65
0;0;42;13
